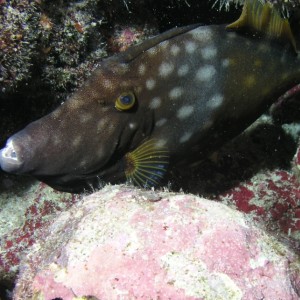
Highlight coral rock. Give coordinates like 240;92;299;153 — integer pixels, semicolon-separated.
0;179;79;281
293;141;300;180
218;170;300;240
13;185;300;299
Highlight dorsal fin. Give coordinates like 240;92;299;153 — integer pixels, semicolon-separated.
110;24;200;63
226;0;297;52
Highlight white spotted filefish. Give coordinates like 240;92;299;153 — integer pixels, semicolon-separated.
0;0;299;192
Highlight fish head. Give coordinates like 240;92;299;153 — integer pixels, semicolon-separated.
0;57;156;192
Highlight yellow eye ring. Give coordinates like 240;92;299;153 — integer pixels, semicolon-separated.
115;92;136;111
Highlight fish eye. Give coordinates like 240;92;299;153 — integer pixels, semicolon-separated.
115;92;135;111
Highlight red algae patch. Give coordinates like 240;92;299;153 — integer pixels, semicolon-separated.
13;185;300;300
218;170;300;240
0;180;79;281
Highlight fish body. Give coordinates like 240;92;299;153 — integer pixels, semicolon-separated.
1;1;300;192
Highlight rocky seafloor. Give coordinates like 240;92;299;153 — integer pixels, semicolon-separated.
1;0;300;299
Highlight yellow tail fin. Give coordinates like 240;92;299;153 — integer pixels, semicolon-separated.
227;0;297;52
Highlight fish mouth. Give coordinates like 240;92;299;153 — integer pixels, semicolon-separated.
0;139;24;173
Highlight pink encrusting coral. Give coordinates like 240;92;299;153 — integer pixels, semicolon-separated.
0;180;79;281
13;185;300;300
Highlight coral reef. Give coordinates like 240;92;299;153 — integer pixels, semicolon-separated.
294;140;300;180
13;185;300;299
214;0;300;14
0;0;108;96
0;0;39;92
0;177;80;282
218;169;300;240
1;0;300;297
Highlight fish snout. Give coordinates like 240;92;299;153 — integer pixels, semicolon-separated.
0;138;24;173
0;129;35;174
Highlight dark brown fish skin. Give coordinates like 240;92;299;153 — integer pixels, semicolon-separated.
0;23;299;192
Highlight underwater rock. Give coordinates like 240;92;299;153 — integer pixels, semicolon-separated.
0;179;79;282
217;169;300;241
294;141;300;181
13;185;300;300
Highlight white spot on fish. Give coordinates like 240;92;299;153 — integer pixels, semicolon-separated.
53;136;61;146
148;47;157;56
185;41;197;53
177;105;194;119
190;27;213;42
170;44;180;56
129;122;137;129
97;118;109;132
160;40;169;49
103;79;113;89
116;64;129;75
156;118;167;127
206;94;224;109
138;64;146;75
121;81;131;88
97;147;104;159
180;132;193;143
155;139;167;148
258;43;270;53
79;159;88;168
149;97;162;109
177;64;190;77
107;123;116;134
196;65;216;81
79;113;92;124
222;59;230;68
227;32;237;39
201;46;217;59
146;78;156;90
169;87;183;100
72;136;82;147
159;62;174;78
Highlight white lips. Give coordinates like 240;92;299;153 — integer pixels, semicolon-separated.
1;140;18;160
0;139;23;173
